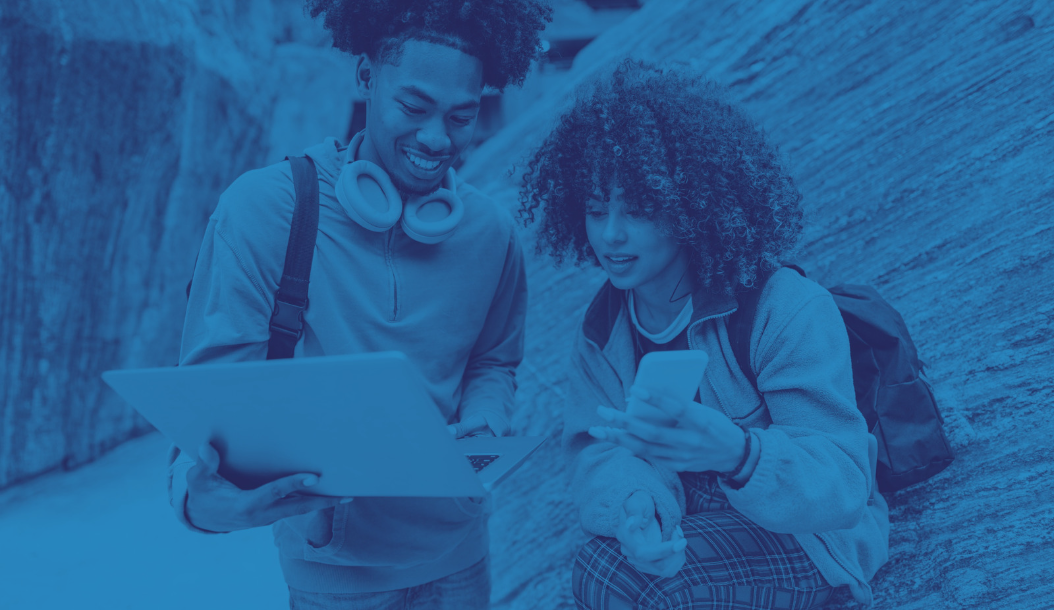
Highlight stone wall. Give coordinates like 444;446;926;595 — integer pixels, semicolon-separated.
0;0;356;488
459;1;1054;608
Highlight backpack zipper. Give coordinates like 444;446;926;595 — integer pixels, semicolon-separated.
385;228;399;321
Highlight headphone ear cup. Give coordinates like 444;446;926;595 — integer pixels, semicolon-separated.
336;160;403;232
401;187;465;244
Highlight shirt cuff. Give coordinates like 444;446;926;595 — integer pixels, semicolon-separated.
168;448;222;535
724;430;761;490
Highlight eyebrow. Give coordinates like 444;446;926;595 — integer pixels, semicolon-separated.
397;85;480;112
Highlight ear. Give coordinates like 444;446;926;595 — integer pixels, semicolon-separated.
354;54;373;100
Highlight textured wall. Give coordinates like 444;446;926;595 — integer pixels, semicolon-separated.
459;1;1054;608
0;0;355;489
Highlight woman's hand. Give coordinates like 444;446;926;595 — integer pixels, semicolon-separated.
589;386;746;473
617;491;687;578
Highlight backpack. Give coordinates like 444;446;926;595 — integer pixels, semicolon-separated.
185;155;319;360
728;265;955;493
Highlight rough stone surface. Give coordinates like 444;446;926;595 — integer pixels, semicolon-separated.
0;0;355;488
461;1;1054;608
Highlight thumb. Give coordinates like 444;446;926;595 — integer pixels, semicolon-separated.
481;411;510;437
197;442;221;474
447;420;471;438
449;414;489;439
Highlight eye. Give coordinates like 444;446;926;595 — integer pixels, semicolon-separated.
399;102;425;116
586;209;606;219
626;208;649;220
450;115;475;126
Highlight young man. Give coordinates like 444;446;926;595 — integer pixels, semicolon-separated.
167;2;552;607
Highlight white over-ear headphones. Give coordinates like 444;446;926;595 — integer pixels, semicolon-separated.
335;131;465;244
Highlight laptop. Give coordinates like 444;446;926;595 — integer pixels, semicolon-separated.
101;352;546;498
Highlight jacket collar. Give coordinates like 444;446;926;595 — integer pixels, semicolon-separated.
582;279;739;351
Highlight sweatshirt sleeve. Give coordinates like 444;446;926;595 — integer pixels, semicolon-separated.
563;336;686;541
456;227;528;436
720;291;873;534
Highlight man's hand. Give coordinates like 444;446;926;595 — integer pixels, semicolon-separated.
184;443;348;533
589;386;746;473
616;491;687;578
447;411;510;438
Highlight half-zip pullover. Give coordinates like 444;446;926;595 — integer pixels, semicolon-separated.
170;137;528;594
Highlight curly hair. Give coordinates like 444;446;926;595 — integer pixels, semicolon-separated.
306;0;553;91
519;59;804;296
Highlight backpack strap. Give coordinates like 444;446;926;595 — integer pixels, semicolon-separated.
266;156;319;360
728;264;806;388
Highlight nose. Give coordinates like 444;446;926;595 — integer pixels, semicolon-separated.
416;117;452;154
601;213;627;245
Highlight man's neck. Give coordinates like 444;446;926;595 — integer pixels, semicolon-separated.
355;129;386;169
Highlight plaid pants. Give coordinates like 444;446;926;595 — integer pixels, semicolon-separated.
572;473;835;610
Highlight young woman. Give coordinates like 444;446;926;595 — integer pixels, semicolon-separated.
519;60;889;609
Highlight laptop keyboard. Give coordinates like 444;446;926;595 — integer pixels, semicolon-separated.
467;454;501;473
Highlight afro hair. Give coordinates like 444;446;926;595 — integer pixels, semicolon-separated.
519;59;805;296
306;0;553;91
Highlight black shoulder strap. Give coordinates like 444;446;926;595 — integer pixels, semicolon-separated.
728;264;805;388
266;156;319;360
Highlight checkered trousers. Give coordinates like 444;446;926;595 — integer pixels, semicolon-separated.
571;473;835;610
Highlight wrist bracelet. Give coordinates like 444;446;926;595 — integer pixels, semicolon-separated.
723;427;752;479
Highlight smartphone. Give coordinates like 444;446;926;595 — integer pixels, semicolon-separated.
627;350;709;426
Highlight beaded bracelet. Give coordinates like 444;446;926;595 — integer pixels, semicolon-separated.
723;427;752;480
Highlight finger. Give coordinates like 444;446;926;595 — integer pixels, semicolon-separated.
481;412;510;437
631;386;690;421
615;414;674;445
588;426;623;441
623;491;656;520
600;405;688;448
449;414;489;439
617;514;644;548
604;430;657;458
270;494;344;520
254;472;323;505
197;442;221;474
660;548;689;578
618;526;650;559
596;405;630;426
674;399;728;432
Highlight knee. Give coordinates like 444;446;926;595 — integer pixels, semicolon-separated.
571;536;609;605
572;537;643;610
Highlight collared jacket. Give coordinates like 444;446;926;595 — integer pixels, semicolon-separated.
168;137;528;594
563;268;890;605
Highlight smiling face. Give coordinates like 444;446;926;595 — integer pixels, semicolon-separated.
585;186;690;294
358;39;483;196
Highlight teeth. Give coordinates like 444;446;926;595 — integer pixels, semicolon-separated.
609;256;634;262
406;151;441;170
